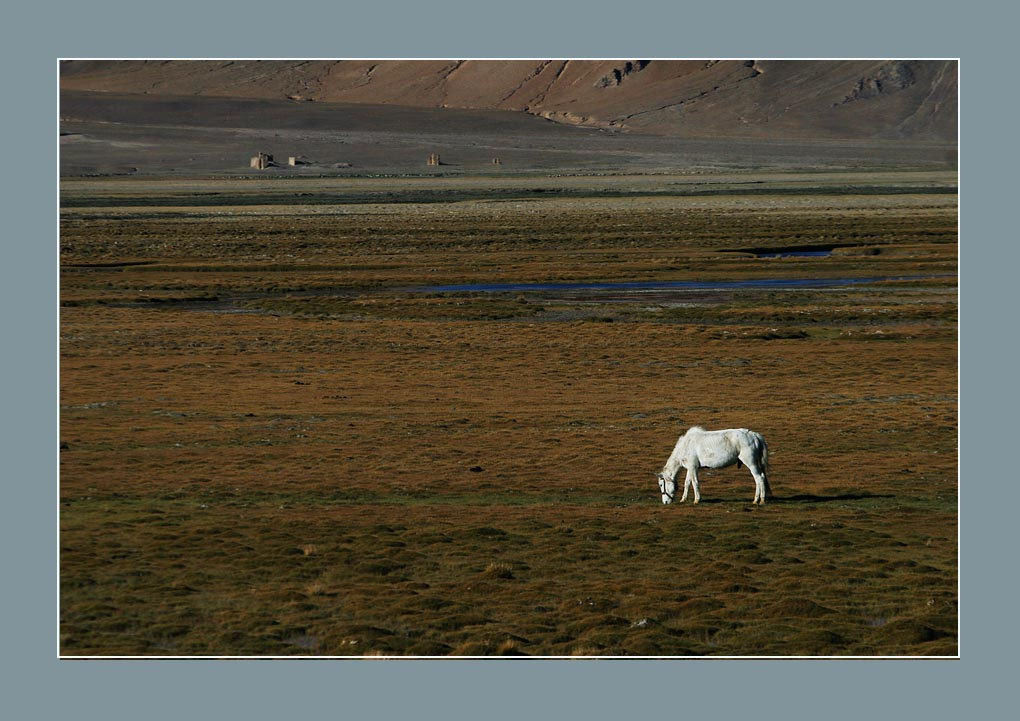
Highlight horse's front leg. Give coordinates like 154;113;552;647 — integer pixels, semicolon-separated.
679;468;693;503
688;464;701;504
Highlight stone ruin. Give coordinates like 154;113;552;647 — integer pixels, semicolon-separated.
250;152;274;169
427;153;441;166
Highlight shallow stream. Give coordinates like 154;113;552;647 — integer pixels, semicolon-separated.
407;275;939;294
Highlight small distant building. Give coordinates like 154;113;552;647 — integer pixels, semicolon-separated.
427;152;441;166
492;157;502;165
250;152;273;169
288;156;299;166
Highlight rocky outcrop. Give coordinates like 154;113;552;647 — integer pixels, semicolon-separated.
839;61;917;105
595;60;651;87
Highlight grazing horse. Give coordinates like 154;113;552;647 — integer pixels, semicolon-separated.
656;426;771;505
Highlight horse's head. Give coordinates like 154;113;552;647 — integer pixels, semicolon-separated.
657;472;676;505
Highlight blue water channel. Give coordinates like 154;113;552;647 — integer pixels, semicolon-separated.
409;275;939;294
754;250;833;258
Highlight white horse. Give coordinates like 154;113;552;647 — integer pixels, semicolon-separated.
656;426;771;505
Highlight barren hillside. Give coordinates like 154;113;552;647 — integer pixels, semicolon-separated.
60;60;957;141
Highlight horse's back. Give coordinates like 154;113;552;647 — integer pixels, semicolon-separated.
679;426;767;465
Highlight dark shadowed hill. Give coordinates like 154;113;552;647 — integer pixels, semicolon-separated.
61;60;956;142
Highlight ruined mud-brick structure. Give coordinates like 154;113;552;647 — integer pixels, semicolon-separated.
250;152;273;169
492;157;502;165
288;156;298;166
427;153;441;166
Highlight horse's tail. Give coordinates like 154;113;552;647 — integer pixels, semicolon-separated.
759;434;771;497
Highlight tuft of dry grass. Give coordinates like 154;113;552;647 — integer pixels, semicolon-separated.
496;639;522;655
484;562;515;580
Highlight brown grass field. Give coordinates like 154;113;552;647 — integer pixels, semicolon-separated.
59;172;957;656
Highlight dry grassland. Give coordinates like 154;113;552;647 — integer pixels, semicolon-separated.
60;174;957;656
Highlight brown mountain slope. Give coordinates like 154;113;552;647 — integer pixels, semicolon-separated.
60;59;956;141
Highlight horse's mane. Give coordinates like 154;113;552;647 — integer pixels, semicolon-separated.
685;425;706;435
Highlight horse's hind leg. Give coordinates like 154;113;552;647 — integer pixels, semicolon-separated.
740;450;765;505
750;466;767;504
746;466;761;504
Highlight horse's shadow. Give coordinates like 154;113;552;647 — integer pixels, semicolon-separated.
694;493;893;504
774;493;893;503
